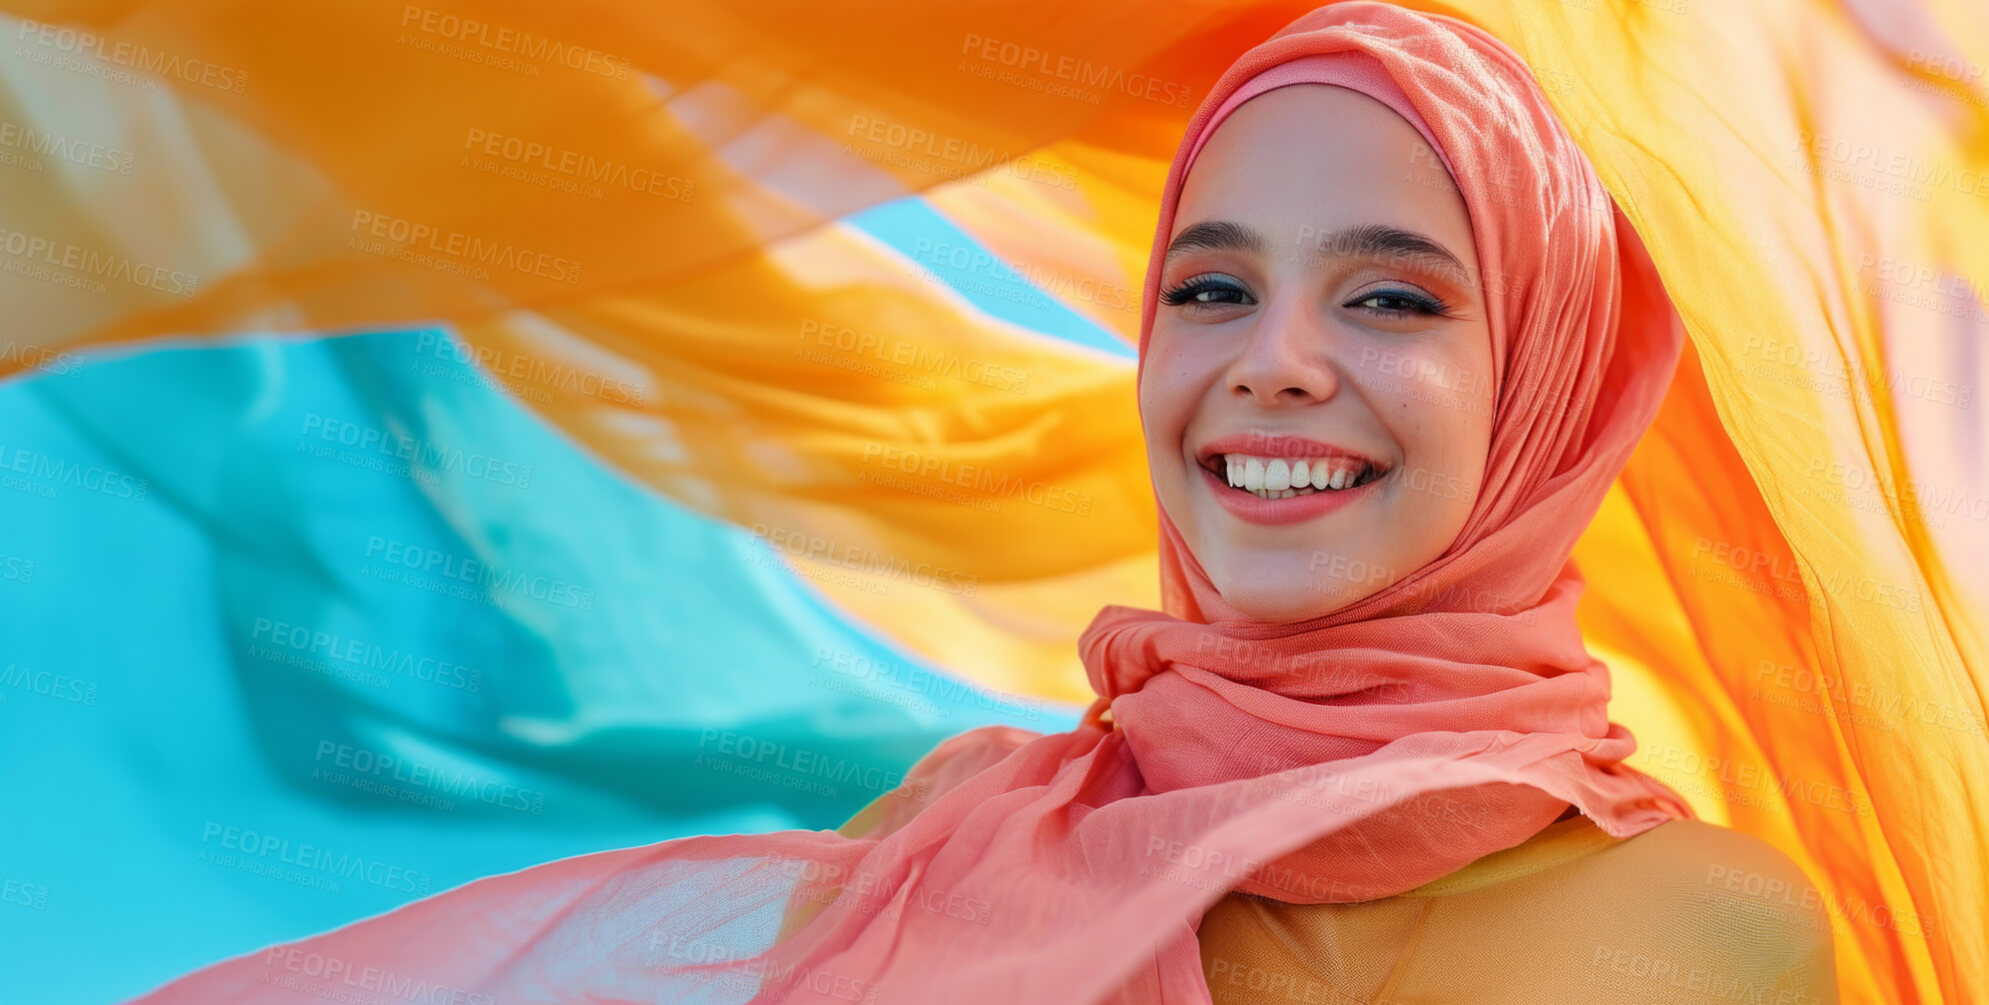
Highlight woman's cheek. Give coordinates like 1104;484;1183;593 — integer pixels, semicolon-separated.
1140;337;1207;441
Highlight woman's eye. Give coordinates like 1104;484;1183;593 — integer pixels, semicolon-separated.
1348;287;1455;317
1160;275;1252;308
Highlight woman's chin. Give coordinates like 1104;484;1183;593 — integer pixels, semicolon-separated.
1213;574;1372;624
1179;499;1411;621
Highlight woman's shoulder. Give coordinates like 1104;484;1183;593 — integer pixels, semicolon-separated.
1571;817;1839;997
1198;817;1840;1004
1411;815;1835;947
1605;817;1829;918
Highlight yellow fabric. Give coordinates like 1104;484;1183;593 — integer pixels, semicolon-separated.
0;0;1983;1000
1198;814;1840;1003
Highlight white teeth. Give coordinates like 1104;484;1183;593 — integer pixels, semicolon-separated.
1216;452;1376;499
1265;459;1291;491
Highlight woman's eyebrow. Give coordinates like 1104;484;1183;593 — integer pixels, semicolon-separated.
1313;223;1468;279
1163;220;1264;261
1165;219;1469;283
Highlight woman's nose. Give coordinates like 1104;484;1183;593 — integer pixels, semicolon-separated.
1226;295;1345;407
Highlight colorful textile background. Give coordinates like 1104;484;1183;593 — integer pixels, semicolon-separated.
0;1;1983;1003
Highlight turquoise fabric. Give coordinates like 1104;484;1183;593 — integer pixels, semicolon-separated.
0;328;1080;1005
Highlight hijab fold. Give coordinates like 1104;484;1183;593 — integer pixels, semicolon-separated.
128;5;1697;1003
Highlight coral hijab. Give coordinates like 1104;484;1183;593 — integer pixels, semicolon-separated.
128;4;1692;1004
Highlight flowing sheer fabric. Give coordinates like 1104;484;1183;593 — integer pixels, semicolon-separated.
116;7;1708;1003
4;0;1983;1001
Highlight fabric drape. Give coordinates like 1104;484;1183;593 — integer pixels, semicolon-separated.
1;0;1981;1001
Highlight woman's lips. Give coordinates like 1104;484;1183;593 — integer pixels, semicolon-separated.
1198;461;1383;526
1193;433;1380;471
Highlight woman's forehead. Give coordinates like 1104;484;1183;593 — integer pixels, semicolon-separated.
1171;86;1480;276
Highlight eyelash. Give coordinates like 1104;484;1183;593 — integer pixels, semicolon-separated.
1350;288;1459;318
1158;275;1459;319
1159;275;1249;307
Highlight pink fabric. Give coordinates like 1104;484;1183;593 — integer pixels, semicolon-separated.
125;4;1694;1004
1186;51;1458;181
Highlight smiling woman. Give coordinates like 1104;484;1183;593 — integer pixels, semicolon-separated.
1124;24;1838;1002
1145;82;1495;621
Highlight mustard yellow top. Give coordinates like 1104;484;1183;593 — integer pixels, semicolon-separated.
1197;814;1838;1004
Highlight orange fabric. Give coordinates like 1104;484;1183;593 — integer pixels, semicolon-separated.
1198;814;1839;1003
2;0;1983;1001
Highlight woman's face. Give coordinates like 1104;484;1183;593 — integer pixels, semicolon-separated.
1143;84;1496;622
